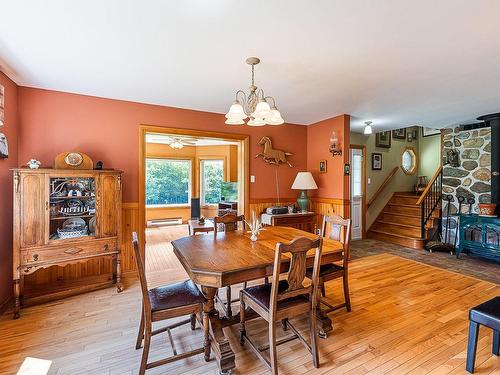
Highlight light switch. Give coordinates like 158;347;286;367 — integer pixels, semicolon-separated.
250;175;255;183
367;178;371;184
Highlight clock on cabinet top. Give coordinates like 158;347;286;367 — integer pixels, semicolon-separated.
54;151;93;169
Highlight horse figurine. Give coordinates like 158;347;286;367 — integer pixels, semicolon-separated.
255;136;293;167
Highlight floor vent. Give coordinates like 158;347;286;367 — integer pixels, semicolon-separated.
147;218;183;227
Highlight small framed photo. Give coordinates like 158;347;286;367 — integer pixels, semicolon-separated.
344;163;350;175
422;127;440;137
375;131;391;148
372;153;382;170
319;159;327;173
392;128;406;140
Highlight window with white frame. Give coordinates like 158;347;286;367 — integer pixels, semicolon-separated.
200;159;224;205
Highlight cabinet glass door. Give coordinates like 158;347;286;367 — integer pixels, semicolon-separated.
49;177;97;240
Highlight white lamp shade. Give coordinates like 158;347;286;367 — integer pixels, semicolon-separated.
291;172;318;190
363;124;373;134
251;100;271;119
247;117;266;126
225;117;245;125
266;108;285;125
225;101;247;120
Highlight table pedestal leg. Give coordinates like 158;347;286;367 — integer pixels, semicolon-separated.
201;286;235;374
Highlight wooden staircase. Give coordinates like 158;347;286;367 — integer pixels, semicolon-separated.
368;192;440;249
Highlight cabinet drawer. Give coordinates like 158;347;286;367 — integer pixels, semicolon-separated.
22;239;118;265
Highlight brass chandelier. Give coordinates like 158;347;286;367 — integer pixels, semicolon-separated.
225;57;284;126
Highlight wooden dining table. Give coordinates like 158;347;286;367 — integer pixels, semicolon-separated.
172;226;344;374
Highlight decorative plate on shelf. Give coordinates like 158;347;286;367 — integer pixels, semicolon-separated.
62;217;86;230
89;217;96;234
65;152;83;167
54;151;94;169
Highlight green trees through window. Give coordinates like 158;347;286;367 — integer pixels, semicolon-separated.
201;159;224;205
146;159;191;206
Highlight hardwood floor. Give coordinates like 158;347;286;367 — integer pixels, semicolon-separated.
0;233;499;374
145;225;189;273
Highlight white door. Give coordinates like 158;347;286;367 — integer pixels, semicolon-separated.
350;148;363;240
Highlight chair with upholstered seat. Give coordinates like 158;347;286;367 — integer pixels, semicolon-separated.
466;296;500;373
132;232;206;375
306;214;351;313
214;213;245;317
239;236;323;375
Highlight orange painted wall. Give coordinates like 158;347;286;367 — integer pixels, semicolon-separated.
0;72;19;310
18;88;308;202
307;114;350;201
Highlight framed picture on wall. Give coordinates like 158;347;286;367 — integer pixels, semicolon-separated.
0;84;4;126
0;133;9;159
375;131;391;148
372;153;382;170
422;127;440;137
319;159;327;173
392;128;406;140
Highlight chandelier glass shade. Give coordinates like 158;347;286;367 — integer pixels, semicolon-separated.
225;57;284;126
364;121;373;135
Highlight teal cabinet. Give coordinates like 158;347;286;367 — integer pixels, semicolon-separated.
457;214;500;263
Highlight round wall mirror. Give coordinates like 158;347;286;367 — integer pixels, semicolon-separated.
401;147;417;175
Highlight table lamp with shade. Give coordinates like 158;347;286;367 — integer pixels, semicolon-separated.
291;172;318;212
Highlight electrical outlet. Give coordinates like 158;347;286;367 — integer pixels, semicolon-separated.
250;175;255;183
367;178;371;184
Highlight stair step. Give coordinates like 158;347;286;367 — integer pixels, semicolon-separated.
381;212;421;226
390;195;420;205
385;203;421;215
367;229;426;249
373;220;422;237
394;192;417;196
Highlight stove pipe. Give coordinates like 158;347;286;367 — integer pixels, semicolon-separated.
476;113;500;214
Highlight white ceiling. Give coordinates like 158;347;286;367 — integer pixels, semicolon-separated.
1;0;500;132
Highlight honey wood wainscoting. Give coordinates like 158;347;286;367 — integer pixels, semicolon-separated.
21;198;347;301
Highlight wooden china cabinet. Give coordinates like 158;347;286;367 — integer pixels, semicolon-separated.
12;168;123;318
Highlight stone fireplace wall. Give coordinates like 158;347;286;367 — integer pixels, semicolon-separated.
442;126;492;215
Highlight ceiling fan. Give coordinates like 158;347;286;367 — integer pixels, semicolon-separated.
163;136;196;149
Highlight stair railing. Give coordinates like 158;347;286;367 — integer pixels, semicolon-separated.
367;166;399;209
415;165;443;238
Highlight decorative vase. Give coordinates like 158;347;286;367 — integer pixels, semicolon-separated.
297;190;309;213
478;203;497;216
27;159;41;169
246;210;263;242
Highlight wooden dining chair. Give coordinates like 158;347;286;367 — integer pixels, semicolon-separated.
214;213;245;317
306;214;351;313
132;232;206;375
213;212;245;234
239;236;323;375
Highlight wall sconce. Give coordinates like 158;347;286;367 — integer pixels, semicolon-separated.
329;131;342;156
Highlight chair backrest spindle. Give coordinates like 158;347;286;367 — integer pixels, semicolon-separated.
269;237;323;313
321;214;351;269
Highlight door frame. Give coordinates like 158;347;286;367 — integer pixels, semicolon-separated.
138;125;250;251
350;144;366;239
